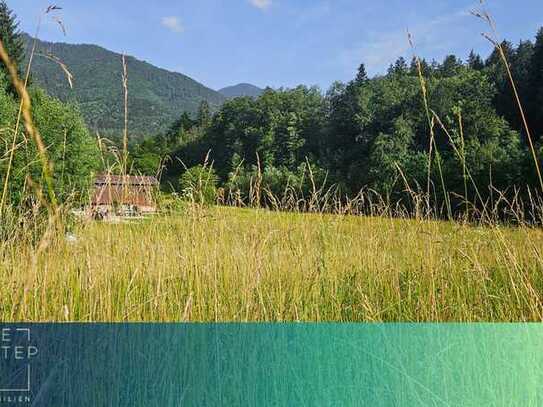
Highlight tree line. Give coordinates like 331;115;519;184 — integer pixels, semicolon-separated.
132;27;543;217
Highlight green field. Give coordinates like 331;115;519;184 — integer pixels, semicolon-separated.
2;206;542;322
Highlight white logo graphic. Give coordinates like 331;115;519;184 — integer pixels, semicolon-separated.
0;328;38;394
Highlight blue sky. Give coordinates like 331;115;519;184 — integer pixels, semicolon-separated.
10;0;543;91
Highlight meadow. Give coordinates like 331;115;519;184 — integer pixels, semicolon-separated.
1;205;542;322
2;2;543;324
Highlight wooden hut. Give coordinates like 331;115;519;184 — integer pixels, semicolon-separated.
90;174;159;218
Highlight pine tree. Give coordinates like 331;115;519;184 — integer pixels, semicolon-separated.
485;42;516;132
0;0;24;82
197;100;211;128
439;55;463;77
528;28;543;139
509;40;534;130
354;63;368;85
467;50;484;70
485;41;514;67
388;57;408;76
409;57;431;77
165;112;196;145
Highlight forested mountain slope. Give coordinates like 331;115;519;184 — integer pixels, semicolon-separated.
23;34;225;138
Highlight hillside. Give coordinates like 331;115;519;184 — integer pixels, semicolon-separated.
219;83;264;99
23;34;226;138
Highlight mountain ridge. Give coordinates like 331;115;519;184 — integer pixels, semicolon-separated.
219;83;264;99
23;33;226;138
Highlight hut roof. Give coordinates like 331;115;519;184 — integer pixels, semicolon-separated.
94;174;159;187
91;174;158;207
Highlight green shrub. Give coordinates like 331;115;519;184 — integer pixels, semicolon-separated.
0;78;100;206
179;165;218;205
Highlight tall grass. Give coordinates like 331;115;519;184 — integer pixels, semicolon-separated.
1;206;542;322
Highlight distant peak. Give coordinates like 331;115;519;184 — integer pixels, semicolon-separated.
219;83;264;99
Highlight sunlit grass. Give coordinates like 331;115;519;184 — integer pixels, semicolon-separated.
1;206;542;322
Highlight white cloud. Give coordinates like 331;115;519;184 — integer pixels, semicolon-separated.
249;0;272;11
161;16;184;33
339;6;475;77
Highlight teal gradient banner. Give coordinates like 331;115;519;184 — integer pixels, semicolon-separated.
0;324;541;406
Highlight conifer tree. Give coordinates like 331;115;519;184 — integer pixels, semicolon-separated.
388;57;408;76
528;28;543;138
440;55;463;77
354;63;368;85
197;100;212;128
0;1;24;82
467;50;484;71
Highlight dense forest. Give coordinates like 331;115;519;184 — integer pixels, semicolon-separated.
2;0;543;219
132;28;543;217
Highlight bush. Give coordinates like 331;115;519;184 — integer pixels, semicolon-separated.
0;78;100;206
179;165;218;204
30;88;100;201
225;162;328;208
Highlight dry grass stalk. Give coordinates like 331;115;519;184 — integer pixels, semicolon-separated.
35;52;73;88
122;54;129;176
0;39;57;210
471;1;543;193
407;32;451;219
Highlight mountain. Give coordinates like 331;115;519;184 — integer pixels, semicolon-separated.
23;34;226;138
219;83;264;99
